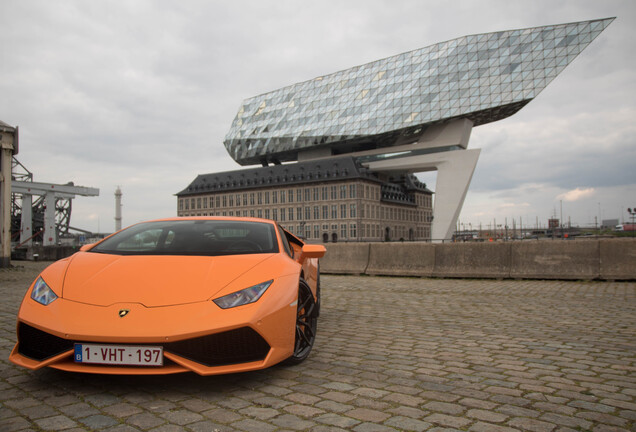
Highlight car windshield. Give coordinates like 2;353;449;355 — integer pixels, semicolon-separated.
90;220;279;256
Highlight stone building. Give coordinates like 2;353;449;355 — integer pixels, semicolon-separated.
177;157;432;242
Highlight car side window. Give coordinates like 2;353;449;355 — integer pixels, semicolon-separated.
278;225;293;258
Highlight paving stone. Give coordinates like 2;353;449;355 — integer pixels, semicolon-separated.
423;401;465;415
540;412;593;429
424;413;471;428
507;416;556;432
231;418;278;432
199;408;240;424
271;413;317;430
126;412;166;429
352;422;398;432
469;421;520;431
160;409;204;425
346;407;391;422
78;414;120;429
284;404;326;417
384;415;432;431
466;408;508;423
34;415;78;430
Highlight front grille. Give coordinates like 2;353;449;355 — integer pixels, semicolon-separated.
17;322;270;368
165;327;270;366
18;323;74;361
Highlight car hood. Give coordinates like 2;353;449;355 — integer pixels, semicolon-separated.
60;252;276;307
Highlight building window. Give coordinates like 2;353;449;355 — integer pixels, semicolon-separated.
210;197;214;208
280;190;286;204
330;186;337;200
350;204;357;217
331;205;337;219
179;199;184;210
322;187;328;200
258;192;262;204
235;194;240;207
243;193;247;205
228;195;233;207
191;198;195;209
350;223;357;238
272;208;278;221
243;210;247;217
314;225;319;238
250;193;255;205
265;209;270;219
349;184;356;198
288;190;294;203
304;188;311;202
340;185;346;199
341;224;347;239
305;225;311;239
222;196;226;207
288;208;294;221
314;206;319;220
203;198;207;209
250;210;255;217
216;197;220;208
297;207;302;220
340;204;346;218
265;191;270;204
305;207;311;220
257;209;262;218
322;205;328;219
279;208;285;221
313;187;319;201
297;189;302;202
272;191;278;204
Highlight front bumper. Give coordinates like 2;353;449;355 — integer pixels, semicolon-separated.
9;276;299;375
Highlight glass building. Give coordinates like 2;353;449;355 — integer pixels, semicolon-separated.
180;18;614;242
224;18;614;166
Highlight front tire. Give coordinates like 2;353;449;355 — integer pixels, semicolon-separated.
284;279;317;365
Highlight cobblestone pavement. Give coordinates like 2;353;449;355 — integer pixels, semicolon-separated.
1;261;635;432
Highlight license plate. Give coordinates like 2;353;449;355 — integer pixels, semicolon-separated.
74;343;163;366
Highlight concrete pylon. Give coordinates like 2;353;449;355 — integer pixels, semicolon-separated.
360;118;479;242
366;149;480;241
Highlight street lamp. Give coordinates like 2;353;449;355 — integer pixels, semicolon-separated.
628;208;636;236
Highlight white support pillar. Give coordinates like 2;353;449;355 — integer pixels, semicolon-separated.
365;148;480;242
359;118;478;242
20;194;33;246
43;192;57;246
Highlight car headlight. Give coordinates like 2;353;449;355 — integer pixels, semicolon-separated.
31;277;58;306
213;280;273;309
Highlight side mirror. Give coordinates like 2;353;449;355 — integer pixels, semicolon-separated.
298;244;326;263
79;243;95;252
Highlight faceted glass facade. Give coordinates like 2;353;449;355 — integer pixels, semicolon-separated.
224;18;613;165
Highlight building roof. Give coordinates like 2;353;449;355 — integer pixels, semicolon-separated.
224;18;614;166
0;120;16;132
177;156;431;197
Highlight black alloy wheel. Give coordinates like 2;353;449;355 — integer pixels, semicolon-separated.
285;278;317;365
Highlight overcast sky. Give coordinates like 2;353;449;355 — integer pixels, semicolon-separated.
2;0;635;233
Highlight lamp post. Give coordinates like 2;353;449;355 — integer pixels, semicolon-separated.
628;208;636;236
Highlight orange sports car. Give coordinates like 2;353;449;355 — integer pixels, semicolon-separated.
10;217;326;375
